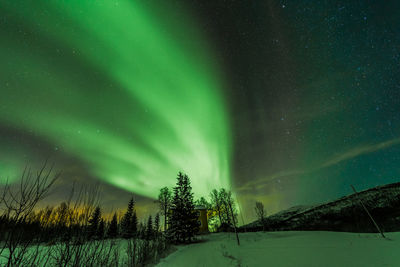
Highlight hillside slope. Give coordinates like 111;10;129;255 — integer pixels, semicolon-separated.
242;182;400;232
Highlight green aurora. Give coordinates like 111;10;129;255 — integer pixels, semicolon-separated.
0;1;231;198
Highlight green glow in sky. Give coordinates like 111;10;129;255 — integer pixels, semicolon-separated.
0;1;231;198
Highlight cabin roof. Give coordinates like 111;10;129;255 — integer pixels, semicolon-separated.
168;205;207;210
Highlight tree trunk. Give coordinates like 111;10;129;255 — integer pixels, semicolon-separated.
227;201;240;246
350;185;385;238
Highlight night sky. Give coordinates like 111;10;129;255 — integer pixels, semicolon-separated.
1;0;400;223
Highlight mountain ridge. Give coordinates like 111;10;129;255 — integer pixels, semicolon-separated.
241;182;400;232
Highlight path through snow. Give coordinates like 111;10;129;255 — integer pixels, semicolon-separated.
156;231;400;267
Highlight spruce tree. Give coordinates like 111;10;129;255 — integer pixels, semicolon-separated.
168;172;199;243
138;222;147;239
97;219;105;239
121;197;134;238
131;211;138;237
107;213;118;238
88;206;101;239
146;215;153;240
154;212;160;237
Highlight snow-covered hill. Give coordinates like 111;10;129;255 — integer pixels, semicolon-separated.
157;231;400;267
242;182;400;232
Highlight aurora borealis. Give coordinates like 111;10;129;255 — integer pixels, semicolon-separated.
0;1;231;199
1;1;400;222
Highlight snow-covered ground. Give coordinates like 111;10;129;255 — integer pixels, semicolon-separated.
0;238;165;266
157;231;400;267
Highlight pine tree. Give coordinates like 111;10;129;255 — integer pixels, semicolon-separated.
121;197;134;238
154;212;160;237
168;172;199;243
138;222;146;239
107;213;118;238
131;211;138;237
97;219;105;239
88;206;101;239
146;215;153;240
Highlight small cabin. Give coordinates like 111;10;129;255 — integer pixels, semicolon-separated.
167;206;209;234
195;206;209;234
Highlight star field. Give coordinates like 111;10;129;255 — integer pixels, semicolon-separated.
1;0;400;222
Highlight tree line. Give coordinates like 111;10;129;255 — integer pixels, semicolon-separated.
0;163;244;265
0;163;167;266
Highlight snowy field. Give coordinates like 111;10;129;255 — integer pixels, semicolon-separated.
0;238;166;266
157;231;400;267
